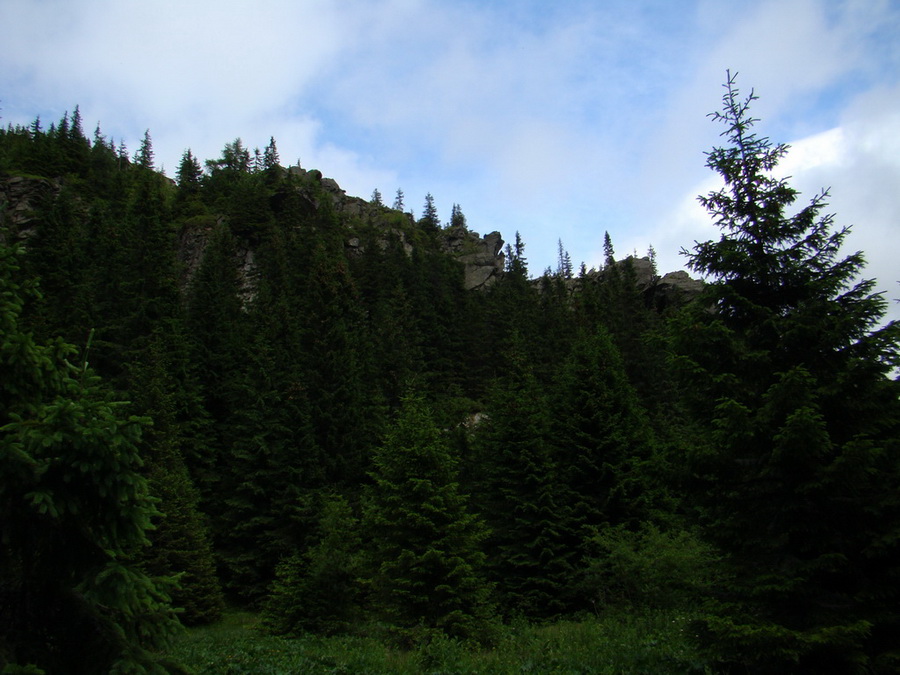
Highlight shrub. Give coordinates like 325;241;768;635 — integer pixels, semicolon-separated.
583;523;722;610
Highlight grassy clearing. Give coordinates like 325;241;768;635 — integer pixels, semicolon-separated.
164;609;712;674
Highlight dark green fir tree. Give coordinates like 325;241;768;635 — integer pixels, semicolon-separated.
474;334;573;619
552;327;659;546
0;239;180;674
127;332;224;626
672;72;900;673
363;393;495;644
262;493;363;636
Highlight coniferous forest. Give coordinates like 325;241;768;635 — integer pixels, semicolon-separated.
3;75;900;674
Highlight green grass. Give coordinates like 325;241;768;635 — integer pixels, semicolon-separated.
164;610;712;674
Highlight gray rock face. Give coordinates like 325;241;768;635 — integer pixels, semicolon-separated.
175;170;508;301
657;270;704;294
612;257;704;307
178;215;258;305
653;270;705;308
0;175;61;239
626;256;657;288
441;226;505;290
1;172;693;307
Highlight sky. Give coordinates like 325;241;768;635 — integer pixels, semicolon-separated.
2;0;899;320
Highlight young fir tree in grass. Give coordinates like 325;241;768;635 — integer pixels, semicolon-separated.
0;238;181;673
363;393;495;645
673;72;900;673
263;493;363;636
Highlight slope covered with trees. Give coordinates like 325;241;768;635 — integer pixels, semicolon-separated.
1;76;898;673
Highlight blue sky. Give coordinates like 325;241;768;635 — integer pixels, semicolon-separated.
2;0;899;319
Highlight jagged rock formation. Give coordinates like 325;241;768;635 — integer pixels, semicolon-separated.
174;169;507;299
622;256;705;307
441;225;505;290
652;270;705;308
291;168;506;291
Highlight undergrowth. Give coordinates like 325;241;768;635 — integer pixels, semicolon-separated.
163;609;712;674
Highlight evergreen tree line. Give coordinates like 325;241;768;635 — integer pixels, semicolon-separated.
2;75;900;673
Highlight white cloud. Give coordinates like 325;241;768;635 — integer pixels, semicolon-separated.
1;0;898;308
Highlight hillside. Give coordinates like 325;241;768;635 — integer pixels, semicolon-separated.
3;84;900;674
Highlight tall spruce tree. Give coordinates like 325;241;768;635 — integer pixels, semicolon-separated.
193;226;321;603
475;334;573;619
176;149;203;195
393;187;405;211
419;192;440;232
126;332;224;626
134;129;154;170
673;72;900;673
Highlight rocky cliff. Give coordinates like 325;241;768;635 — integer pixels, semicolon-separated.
294;167;505;291
178;167;507;297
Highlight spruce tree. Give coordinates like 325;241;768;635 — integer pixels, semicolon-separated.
363;393;494;644
450;203;467;229
127;332;224;626
475;335;573;619
0;240;180;673
603;231;615;268
191;226;321;603
263;493;363;636
490;232;535;340
393;187;405;211
553;328;658;540
419;192;440;231
176;148;203;194
298;238;381;488
263;136;280;171
673;72;900;672
134;129;154;170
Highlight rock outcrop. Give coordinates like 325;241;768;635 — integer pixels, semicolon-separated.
441;225;505;290
291;168;505;291
652;270;705;308
550;256;704;311
1;171;692;305
178;215;258;305
175;169;507;299
0;174;61;239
